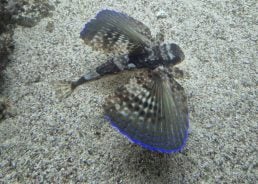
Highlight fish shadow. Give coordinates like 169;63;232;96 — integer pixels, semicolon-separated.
120;145;192;183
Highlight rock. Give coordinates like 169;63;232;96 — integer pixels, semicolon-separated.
156;10;167;19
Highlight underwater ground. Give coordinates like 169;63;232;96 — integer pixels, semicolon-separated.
0;0;257;183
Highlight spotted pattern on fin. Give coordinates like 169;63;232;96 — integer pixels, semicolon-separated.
80;9;153;55
104;67;189;153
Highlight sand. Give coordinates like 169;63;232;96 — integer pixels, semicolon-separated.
0;0;257;183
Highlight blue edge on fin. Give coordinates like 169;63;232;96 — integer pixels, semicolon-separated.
104;115;189;154
80;9;127;39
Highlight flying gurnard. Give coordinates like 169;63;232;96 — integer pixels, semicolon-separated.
55;9;189;153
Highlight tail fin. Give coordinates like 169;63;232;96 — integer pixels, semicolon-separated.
52;81;74;99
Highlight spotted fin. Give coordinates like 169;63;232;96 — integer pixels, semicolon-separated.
80;9;153;55
104;67;189;153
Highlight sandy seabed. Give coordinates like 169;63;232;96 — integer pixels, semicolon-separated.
0;0;257;183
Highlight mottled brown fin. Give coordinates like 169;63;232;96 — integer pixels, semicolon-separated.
80;9;153;56
104;67;189;153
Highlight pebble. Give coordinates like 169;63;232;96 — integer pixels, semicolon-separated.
46;21;55;33
156;10;167;19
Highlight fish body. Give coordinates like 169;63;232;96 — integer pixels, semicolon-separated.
71;43;184;90
55;9;189;153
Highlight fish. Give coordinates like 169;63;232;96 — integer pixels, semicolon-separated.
54;9;189;153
